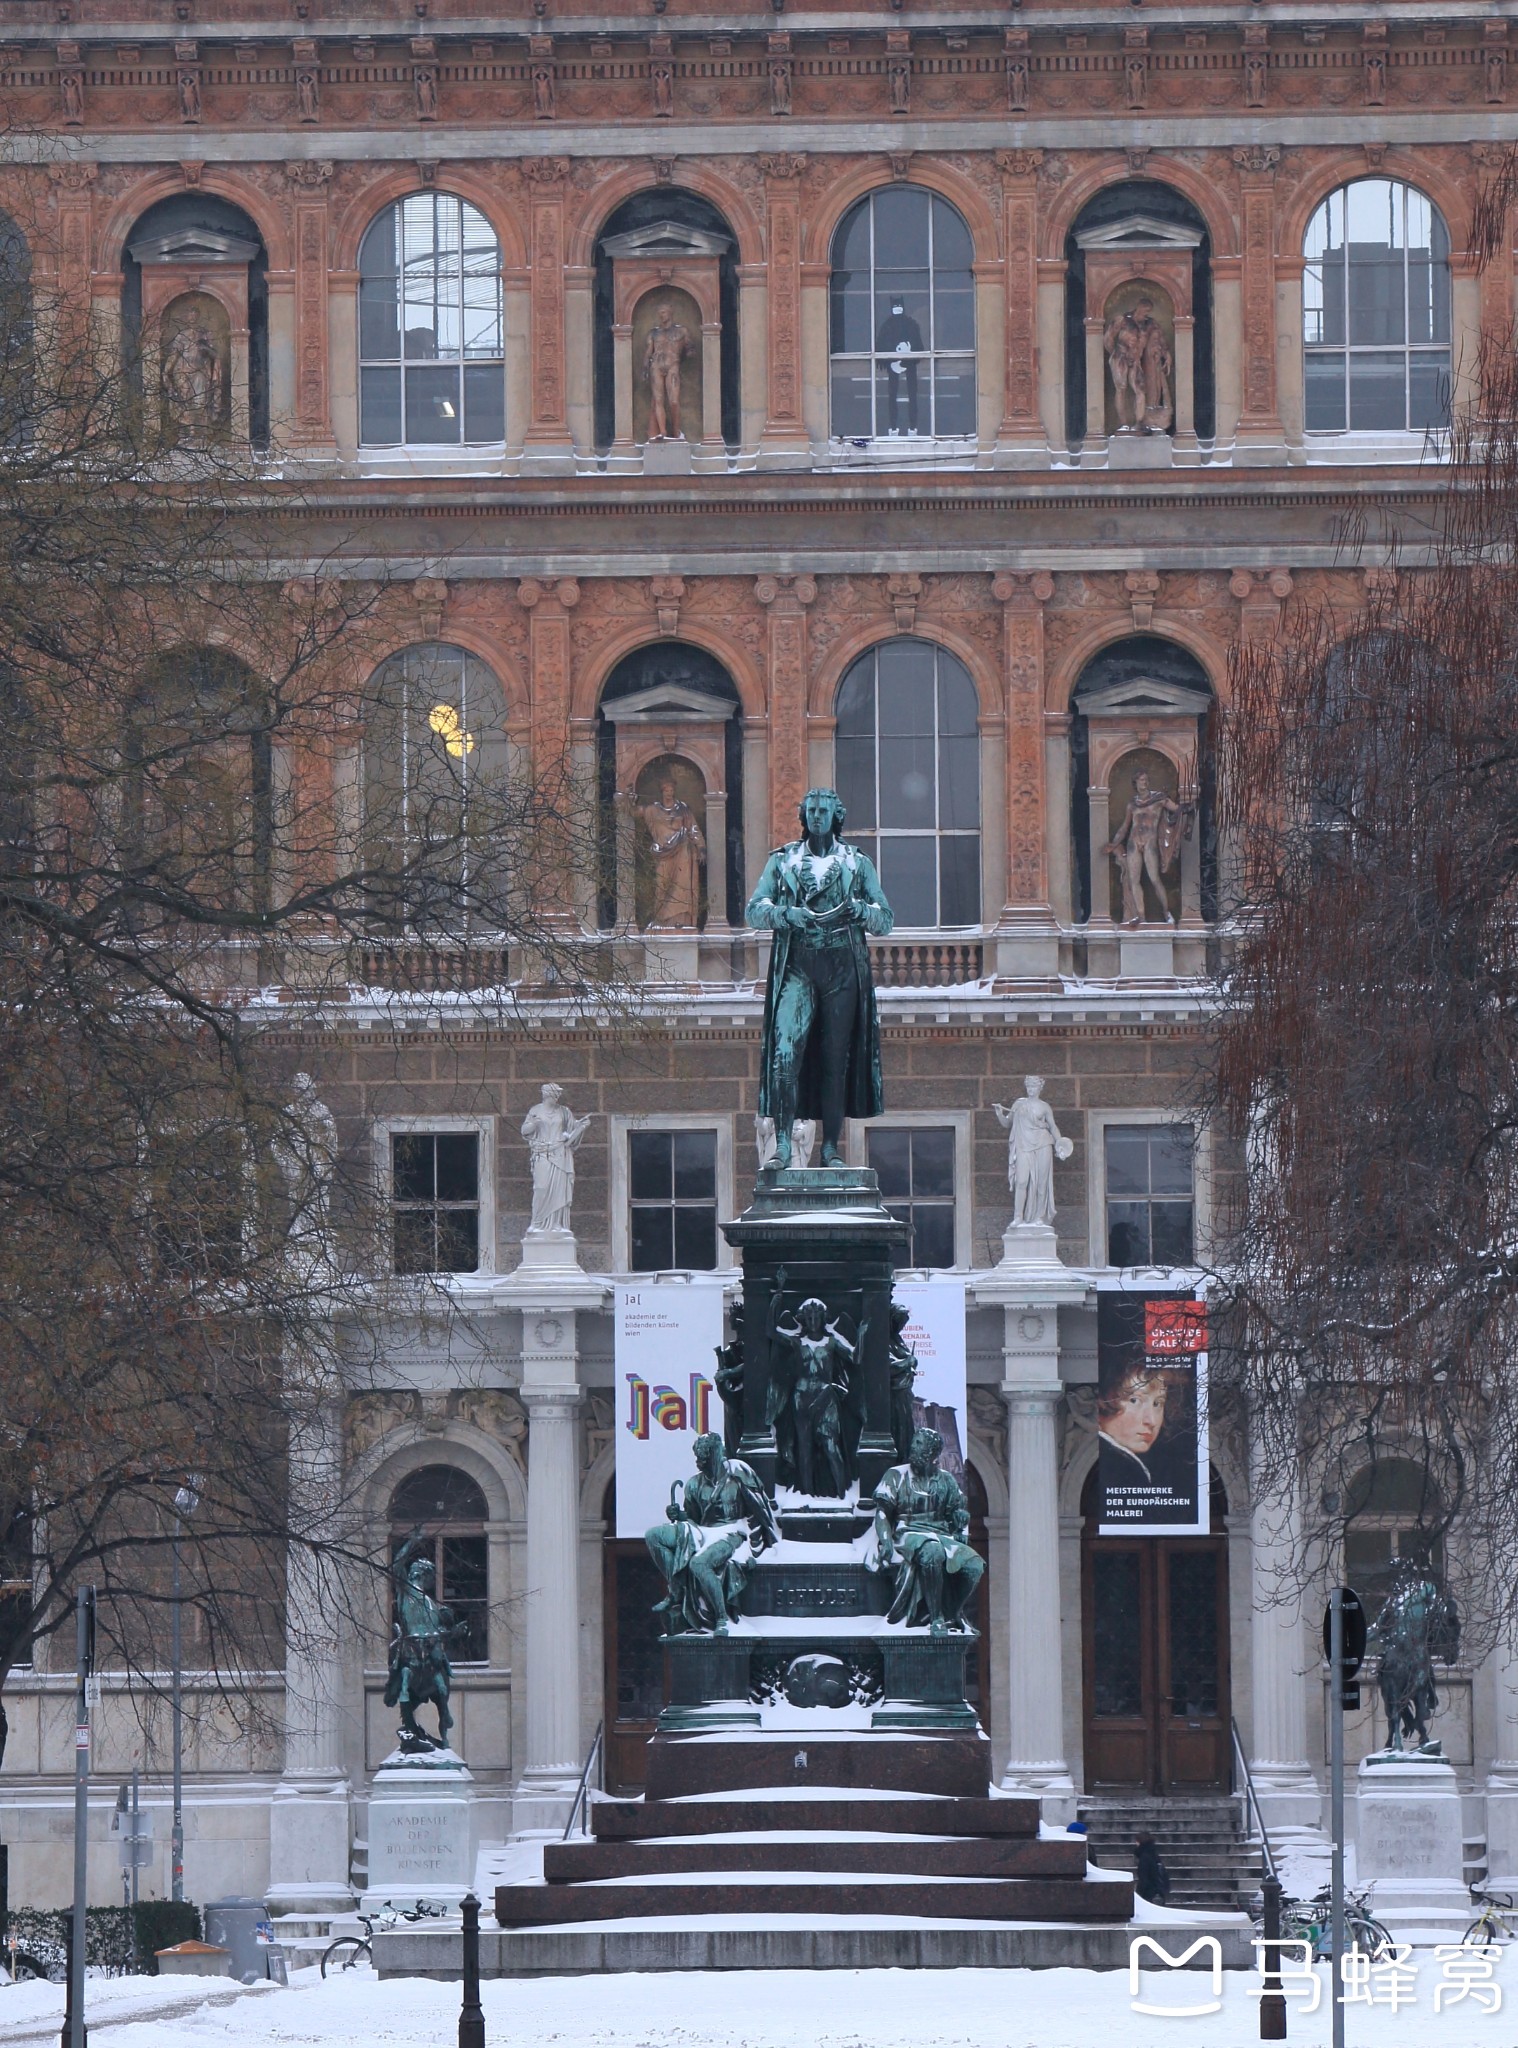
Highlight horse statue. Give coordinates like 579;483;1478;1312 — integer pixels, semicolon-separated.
1372;1557;1459;1755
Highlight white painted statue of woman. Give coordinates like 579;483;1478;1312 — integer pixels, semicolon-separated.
993;1075;1073;1228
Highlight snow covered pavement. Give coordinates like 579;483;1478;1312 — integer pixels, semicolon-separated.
3;1955;1514;2048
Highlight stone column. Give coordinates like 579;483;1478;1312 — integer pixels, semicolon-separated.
1247;1433;1321;1829
611;323;634;450
1485;1636;1518;1887
503;1281;605;1832
700;319;723;453
267;1389;353;1914
1172;314;1197;455
1085;783;1113;928
974;1278;1083;1818
1083;317;1106;455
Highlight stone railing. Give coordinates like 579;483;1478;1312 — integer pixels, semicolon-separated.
350;941;512;993
871;939;985;988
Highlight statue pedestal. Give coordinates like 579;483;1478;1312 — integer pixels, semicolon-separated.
997;1222;1064;1270
1118;932;1176;979
266;1774;354;1916
515;1227;583;1274
1356;1754;1469;1940
362;1752;477;1913
1108;430;1172;470
643;436;693;475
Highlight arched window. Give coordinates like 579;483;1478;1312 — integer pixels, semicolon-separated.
0;1501;32;1669
131;647;273;916
389;1464;489;1663
829;189;975;442
1303;180;1450;434
834;639;980;928
363;644;508;929
359;195;504;447
1343;1458;1447;1622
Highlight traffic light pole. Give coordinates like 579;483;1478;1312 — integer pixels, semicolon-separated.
1329;1585;1346;2048
68;1586;94;2048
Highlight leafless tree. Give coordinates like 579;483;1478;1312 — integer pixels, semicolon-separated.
0;191;609;1770
1203;286;1518;1647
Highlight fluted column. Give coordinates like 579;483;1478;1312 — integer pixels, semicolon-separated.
1485;1635;1518;1886
1248;1427;1321;1828
267;1390;353;1914
511;1293;595;1832
1002;1382;1075;1815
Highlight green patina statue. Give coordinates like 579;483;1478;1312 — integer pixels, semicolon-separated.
384;1530;467;1752
765;1264;864;1497
746;787;893;1168
887;1297;920;1464
872;1426;984;1637
646;1431;780;1635
1371;1556;1460;1755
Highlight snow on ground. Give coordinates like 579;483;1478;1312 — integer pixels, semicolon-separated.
3;1954;1514;2048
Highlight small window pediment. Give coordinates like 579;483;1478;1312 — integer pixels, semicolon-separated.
1074;215;1204;254
1077;675;1212;720
128;227;262;267
600;221;732;262
601;679;737;724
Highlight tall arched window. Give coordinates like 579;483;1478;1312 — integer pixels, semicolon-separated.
363;643;508;929
829;189;975;442
834;639;980;928
131;647;273;916
389;1464;489;1663
359;194;504;447
1303;179;1450;434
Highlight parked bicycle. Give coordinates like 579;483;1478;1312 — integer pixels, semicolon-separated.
1269;1884;1394;1961
1464;1886;1518;1946
319;1898;448;1978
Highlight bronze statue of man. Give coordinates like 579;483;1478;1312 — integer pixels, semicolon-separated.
645;1431;779;1635
746;787;893;1167
871;1426;983;1636
384;1531;467;1750
1372;1556;1459;1754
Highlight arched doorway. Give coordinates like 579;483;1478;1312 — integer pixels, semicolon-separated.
1080;1461;1230;1793
601;1474;667;1794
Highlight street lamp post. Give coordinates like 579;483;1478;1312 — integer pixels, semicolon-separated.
170;1482;199;1907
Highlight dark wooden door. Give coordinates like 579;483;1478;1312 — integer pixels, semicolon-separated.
602;1538;667;1795
1082;1533;1230;1794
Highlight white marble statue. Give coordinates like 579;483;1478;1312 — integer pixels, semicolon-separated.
755;1115;817;1173
993;1076;1074;1229
521;1084;591;1235
276;1070;339;1256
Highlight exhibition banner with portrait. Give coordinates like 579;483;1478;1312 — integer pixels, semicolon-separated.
1096;1289;1208;1536
614;1279;726;1537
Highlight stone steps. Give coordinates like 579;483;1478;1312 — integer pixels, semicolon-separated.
590;1794;1040;1839
545;1834;1087;1882
495;1874;1128;1926
1080;1793;1259;1910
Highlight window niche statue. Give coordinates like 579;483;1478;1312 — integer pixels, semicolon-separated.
623;757;707;932
1103;750;1194;927
159;292;232;439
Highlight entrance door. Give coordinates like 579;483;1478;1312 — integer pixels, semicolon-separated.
1081;1476;1231;1793
602;1534;668;1795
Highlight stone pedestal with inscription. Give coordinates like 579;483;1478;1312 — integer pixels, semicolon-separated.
362;1752;477;1912
1356;1754;1468;1941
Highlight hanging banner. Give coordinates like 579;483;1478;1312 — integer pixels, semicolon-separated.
893;1278;968;1484
1096;1291;1208;1536
614;1281;726;1537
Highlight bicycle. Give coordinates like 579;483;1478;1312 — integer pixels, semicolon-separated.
319;1898;448;1978
1463;1886;1518;1946
1274;1884;1394;1961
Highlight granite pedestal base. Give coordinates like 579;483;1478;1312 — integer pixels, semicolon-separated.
1356;1754;1469;1940
362;1754;477;1913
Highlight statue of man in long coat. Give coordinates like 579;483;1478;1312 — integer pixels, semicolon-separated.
745;788;893;1168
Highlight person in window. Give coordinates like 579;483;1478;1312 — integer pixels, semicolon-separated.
876;298;924;435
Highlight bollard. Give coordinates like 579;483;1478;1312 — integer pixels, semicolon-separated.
458;1892;485;2048
1258;1873;1287;2040
59;1923;87;2048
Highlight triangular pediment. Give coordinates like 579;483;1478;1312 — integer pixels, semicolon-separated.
1074;215;1204;253
128;227;262;267
600;221;732;261
1077;675;1212;719
602;679;737;723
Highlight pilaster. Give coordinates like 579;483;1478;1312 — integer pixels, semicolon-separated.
990;571;1058;978
1232;148;1287;465
284;162;337;453
1247;1427;1320;1829
757;154;810;468
521;159;576;473
755;573;816;847
993;151;1049;466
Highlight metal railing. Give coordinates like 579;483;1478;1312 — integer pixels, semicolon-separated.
562;1720;604;1842
1231;1713;1278;1883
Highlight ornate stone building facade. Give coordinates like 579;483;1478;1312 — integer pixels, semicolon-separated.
4;0;1518;1913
